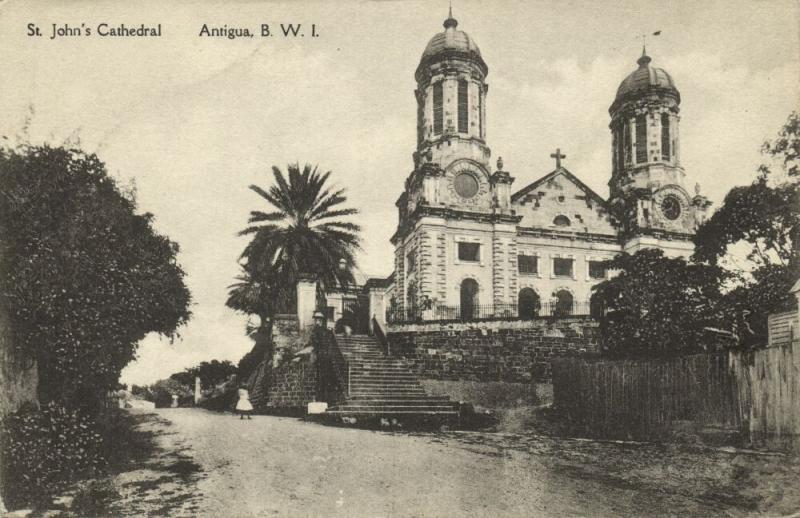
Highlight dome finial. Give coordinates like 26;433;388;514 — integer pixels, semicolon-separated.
637;46;651;67
444;2;458;29
637;34;652;67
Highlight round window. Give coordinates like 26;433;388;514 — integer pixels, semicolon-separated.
661;195;681;220
454;172;479;199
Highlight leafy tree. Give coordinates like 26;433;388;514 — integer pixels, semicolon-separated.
227;164;361;374
692;112;799;345
0;145;191;410
762;111;800;178
592;249;726;358
693;178;797;269
169;359;238;389
147;378;193;408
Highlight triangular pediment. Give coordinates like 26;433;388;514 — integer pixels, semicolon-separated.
511;167;619;235
511;167;610;210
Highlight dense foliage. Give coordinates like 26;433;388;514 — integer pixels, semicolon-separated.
237;163;361;294
148;378;194;408
693;178;797;269
0;145;191;409
0;403;106;508
169;359;238;389
592;249;727;358
692;112;799;345
762;111;800;179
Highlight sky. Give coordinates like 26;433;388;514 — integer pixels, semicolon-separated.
0;0;797;385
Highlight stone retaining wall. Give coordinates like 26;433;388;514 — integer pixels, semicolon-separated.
387;318;598;383
267;358;317;409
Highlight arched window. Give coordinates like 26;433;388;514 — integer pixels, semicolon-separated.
635;114;647;163
623;121;631;165
478;88;483;138
433;82;443;135
417;96;424;144
553;290;573;317
518;288;540;319
458;80;469;133
553;215;571;227
661;113;671;161
406;281;418;320
460;279;479;320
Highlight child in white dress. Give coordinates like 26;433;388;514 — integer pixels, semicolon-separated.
236;385;253;419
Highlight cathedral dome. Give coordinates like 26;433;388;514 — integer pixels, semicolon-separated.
612;52;679;111
417;12;487;79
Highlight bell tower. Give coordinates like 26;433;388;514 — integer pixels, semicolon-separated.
390;11;521;316
608;49;710;256
413;9;490;171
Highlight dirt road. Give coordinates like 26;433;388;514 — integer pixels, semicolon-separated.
110;408;800;517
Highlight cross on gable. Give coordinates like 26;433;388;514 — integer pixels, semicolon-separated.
550;148;566;169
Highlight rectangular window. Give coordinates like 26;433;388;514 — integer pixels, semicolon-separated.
458;80;469;133
406;250;416;273
457;242;480;262
661;113;671;160
478;88;483;137
433;82;443;135
589;260;606;280
635;115;647;163
518;255;538;275
553;257;574;277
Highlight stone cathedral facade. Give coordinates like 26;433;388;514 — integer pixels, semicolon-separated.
386;12;711;321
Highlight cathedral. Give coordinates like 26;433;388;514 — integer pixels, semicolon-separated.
384;11;711;322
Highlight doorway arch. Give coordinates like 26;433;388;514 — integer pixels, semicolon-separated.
518;288;540;319
553;289;574;316
460;278;479;320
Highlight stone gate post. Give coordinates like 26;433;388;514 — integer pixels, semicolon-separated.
296;275;318;329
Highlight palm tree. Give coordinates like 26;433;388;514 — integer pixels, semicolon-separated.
227;163;361;371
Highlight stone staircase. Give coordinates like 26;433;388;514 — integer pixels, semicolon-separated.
325;334;459;422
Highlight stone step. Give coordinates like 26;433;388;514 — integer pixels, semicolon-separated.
350;378;421;384
351;363;411;368
349;386;426;392
329;405;457;412
349;391;429;397
350;370;417;374
350;386;427;396
328;335;460;422
351;380;421;385
340;395;455;405
350;370;418;379
349;387;427;392
325;409;459;416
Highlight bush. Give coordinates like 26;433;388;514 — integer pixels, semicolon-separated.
0;145;191;410
0;403;106;509
71;479;120;517
148;378;193;408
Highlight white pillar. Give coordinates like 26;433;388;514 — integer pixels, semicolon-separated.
297;277;318;329
368;287;387;333
194;376;201;405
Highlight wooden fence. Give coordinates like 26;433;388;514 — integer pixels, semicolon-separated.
553;340;800;449
733;340;800;450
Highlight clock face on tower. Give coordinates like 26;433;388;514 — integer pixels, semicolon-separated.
454;172;479;198
660;195;682;220
445;164;490;206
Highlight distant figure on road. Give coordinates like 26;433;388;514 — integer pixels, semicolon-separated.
236;385;253;420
